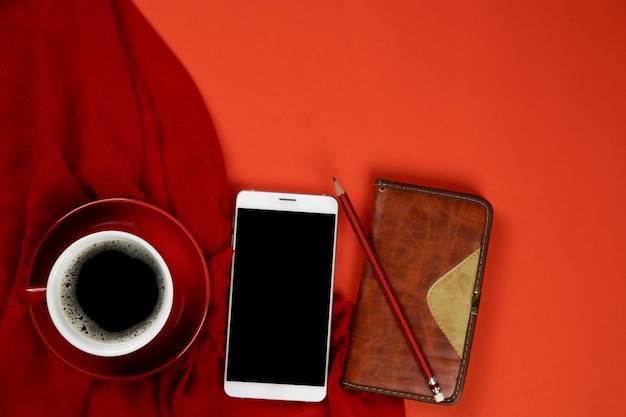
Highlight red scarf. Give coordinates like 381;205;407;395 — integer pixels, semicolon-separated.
0;1;404;415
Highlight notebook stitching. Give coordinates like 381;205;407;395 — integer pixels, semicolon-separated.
341;379;436;402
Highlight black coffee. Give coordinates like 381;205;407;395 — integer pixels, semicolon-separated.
76;250;158;332
60;239;165;344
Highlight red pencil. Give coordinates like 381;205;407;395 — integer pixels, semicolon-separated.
333;177;444;403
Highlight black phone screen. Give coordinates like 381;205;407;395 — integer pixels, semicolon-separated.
226;208;336;386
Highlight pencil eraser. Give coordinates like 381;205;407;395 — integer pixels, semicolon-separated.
434;392;445;403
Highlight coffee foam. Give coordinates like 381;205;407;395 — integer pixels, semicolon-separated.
59;239;166;344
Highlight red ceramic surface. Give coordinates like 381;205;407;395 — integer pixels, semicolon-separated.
25;199;210;379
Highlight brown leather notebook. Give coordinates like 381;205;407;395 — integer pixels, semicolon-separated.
341;178;492;404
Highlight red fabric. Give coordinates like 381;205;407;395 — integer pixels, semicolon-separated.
0;0;404;416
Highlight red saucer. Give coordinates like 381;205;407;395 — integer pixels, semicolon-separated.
26;199;210;379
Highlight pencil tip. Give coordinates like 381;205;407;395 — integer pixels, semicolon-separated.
333;177;345;196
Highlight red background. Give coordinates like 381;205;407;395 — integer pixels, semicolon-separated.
133;1;626;415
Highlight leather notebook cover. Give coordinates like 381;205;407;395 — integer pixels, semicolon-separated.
341;178;493;404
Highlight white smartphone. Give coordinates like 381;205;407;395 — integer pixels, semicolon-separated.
224;190;338;402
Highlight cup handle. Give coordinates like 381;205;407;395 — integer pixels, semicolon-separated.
18;286;47;305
